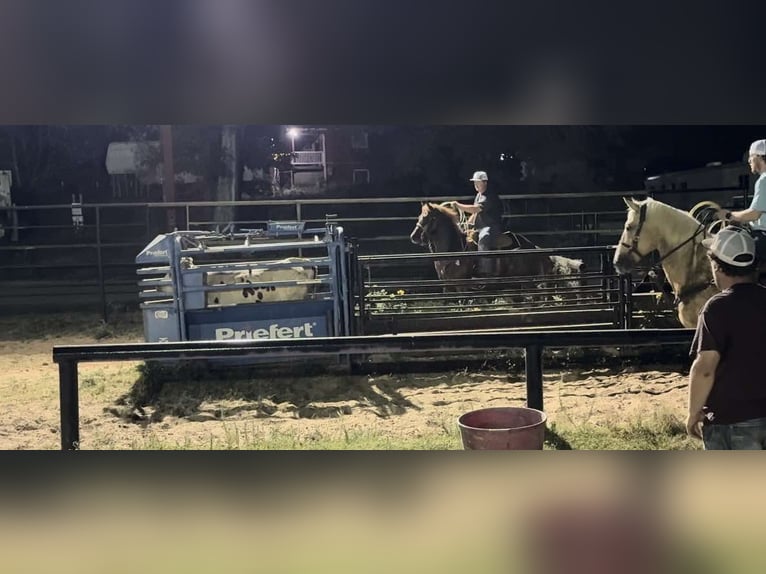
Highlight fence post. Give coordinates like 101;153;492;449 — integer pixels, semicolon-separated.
625;275;633;329
525;344;544;412
145;205;152;244
617;274;626;328
95;206;107;323
296;202;302;257
59;360;80;450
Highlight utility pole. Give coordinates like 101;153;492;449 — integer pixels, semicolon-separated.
213;125;238;232
160;125;176;230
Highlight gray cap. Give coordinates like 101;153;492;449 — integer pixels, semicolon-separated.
702;226;756;267
750;140;766;156
469;171;488;181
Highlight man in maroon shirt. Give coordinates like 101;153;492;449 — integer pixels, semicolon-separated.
687;225;766;449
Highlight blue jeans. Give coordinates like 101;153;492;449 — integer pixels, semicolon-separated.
477;226;501;275
751;230;766;260
702;417;766;450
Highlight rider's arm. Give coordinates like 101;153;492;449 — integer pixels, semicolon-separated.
727;208;763;223
728;182;766;223
455;203;482;214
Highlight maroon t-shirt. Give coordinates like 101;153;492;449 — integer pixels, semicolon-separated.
690;282;766;425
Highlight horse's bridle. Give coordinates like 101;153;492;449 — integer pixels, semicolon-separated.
621;202;707;268
620;203;649;259
413;209;467;253
412;217;429;248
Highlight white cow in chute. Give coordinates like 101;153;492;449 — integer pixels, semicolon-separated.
159;257;316;306
204;259;316;306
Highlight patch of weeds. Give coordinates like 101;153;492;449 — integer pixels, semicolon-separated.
81;374;107;396
552;410;700;450
93;321;116;340
0;311;144;341
544;423;573;450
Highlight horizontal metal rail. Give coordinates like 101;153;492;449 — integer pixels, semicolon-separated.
13;186;744;210
52;328;694;450
368;302;612;318
360;244;615;264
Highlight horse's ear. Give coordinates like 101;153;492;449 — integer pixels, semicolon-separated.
623;197;639;211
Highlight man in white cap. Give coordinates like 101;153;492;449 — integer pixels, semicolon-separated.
718;139;766;260
453;170;505;276
687;225;766;449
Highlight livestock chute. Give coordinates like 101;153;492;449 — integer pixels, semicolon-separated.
135;223;355;352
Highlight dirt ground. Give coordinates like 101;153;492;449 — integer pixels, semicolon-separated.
0;323;692;450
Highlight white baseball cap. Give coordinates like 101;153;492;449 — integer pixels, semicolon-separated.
749;139;766;156
702;226;756;267
469;171;488;181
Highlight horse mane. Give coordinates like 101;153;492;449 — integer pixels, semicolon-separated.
642;197;700;231
632;197;705;250
430;201;458;217
427;202;463;233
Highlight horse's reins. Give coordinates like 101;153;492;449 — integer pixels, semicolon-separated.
621;203;712;304
415;211;468;261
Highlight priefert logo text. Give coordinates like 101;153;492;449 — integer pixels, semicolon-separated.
215;322;316;340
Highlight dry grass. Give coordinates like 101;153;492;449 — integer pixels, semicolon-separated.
0;311;699;450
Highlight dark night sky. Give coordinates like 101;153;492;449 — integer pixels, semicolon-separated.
627;126;766;173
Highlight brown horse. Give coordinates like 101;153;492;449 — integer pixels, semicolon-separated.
409;202;584;289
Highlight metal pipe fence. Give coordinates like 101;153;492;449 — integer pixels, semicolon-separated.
52;327;695;450
0;186;745;321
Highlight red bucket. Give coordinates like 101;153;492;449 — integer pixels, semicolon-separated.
458;406;547;450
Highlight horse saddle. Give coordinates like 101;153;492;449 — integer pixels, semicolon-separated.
495;234;516;249
466;229;516;249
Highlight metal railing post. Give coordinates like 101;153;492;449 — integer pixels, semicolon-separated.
59;360;80;450
144;205;150;242
296;202;303;256
525;344;544;411
617;275;626;328
95;206;107;323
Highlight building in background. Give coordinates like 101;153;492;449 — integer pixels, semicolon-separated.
281;126;370;192
105;140;208;202
644;161;751;210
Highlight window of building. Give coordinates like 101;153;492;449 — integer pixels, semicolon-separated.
353;169;370;184
351;132;368;149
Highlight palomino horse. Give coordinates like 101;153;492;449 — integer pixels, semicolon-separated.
409;202;584;290
613;197;719;328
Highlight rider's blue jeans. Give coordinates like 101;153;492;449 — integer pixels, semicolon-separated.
477;227;501;275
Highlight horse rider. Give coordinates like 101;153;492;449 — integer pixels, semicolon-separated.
453;170;505;276
718;139;766;261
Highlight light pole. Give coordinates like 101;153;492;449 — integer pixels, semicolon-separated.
287;127;300;153
160;125;176;230
286;127;300;188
